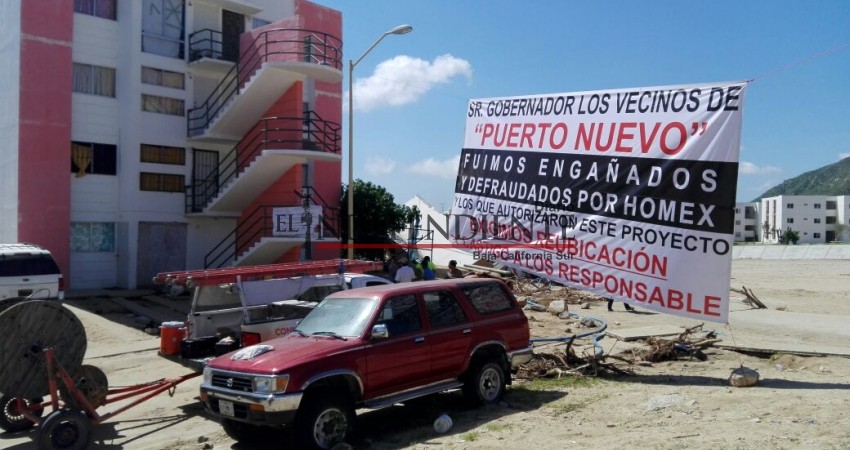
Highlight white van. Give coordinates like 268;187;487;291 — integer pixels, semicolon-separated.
0;243;64;300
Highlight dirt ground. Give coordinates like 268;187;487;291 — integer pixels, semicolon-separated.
2;259;849;450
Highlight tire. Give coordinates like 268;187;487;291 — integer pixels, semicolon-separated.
463;360;506;406
295;392;355;450
221;418;267;444
37;408;91;450
0;395;44;432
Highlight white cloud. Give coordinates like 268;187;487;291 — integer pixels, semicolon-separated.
407;155;461;179
739;161;781;175
351;54;472;112
363;155;397;175
839;152;850;160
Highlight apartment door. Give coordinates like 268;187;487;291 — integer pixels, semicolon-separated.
137;222;186;288
221;10;244;62
193;149;219;212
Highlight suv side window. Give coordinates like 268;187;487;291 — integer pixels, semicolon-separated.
377;295;421;336
461;283;514;314
423;290;467;328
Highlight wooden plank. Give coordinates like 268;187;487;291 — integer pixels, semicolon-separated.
606;325;685;341
141;295;192;315
107;297;185;325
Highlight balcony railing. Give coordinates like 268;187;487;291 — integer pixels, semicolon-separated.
185;112;341;213
187;27;343;137
204;193;341;269
188;29;238;62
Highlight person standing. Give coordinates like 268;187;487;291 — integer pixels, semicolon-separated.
395;259;415;282
607;298;634;311
446;260;464;278
421;256;436;280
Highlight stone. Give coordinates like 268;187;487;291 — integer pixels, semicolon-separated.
729;366;759;387
548;300;566;314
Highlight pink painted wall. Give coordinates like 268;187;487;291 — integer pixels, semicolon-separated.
236;0;344;261
18;0;73;280
295;0;343;259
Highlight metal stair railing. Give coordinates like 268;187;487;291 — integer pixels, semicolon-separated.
294;187;341;239
185;112;342;213
187;27;342;137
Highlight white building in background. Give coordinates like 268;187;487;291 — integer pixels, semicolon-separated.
757;195;850;244
733;202;760;242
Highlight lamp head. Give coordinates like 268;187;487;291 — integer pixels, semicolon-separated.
388;24;413;35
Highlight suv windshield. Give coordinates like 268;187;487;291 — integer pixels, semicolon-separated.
295;297;379;337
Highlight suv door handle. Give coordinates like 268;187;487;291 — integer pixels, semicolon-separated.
462;329;471;335
414;336;425;344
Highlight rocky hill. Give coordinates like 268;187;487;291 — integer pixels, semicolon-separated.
754;157;850;201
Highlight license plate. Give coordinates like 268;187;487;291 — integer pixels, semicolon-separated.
219;400;234;417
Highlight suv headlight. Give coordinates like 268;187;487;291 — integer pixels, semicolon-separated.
253;375;289;394
202;367;213;385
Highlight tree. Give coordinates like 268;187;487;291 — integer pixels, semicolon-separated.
762;220;770;242
833;223;847;242
340;180;420;259
778;227;800;245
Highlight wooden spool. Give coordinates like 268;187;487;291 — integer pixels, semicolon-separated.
0;300;87;399
59;364;109;409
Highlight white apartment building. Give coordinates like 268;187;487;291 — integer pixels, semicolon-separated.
733;202;760;242
1;0;344;289
744;195;850;244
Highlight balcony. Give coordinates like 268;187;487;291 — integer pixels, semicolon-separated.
187;27;342;142
188;29;238;75
186;113;341;215
204;192;341;268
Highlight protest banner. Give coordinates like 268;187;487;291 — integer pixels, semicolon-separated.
449;81;747;323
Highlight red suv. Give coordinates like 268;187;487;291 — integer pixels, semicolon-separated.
200;278;532;449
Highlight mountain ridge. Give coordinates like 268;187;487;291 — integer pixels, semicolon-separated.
752;157;850;201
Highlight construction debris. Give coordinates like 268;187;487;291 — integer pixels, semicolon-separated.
731;286;767;309
629;323;720;363
515;350;631;380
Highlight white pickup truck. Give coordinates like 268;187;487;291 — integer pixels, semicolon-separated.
189;272;393;345
153;260;392;367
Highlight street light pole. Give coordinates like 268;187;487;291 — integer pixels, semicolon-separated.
347;24;413;260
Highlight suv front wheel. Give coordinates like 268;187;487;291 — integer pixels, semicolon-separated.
296;392;355;450
463;359;506;405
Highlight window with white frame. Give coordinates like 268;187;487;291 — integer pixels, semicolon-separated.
142;94;184;116
71;222;116;252
142;0;185;59
74;0;116;20
73;63;116;97
141;66;185;89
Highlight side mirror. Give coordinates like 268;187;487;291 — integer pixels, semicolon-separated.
371;323;389;340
